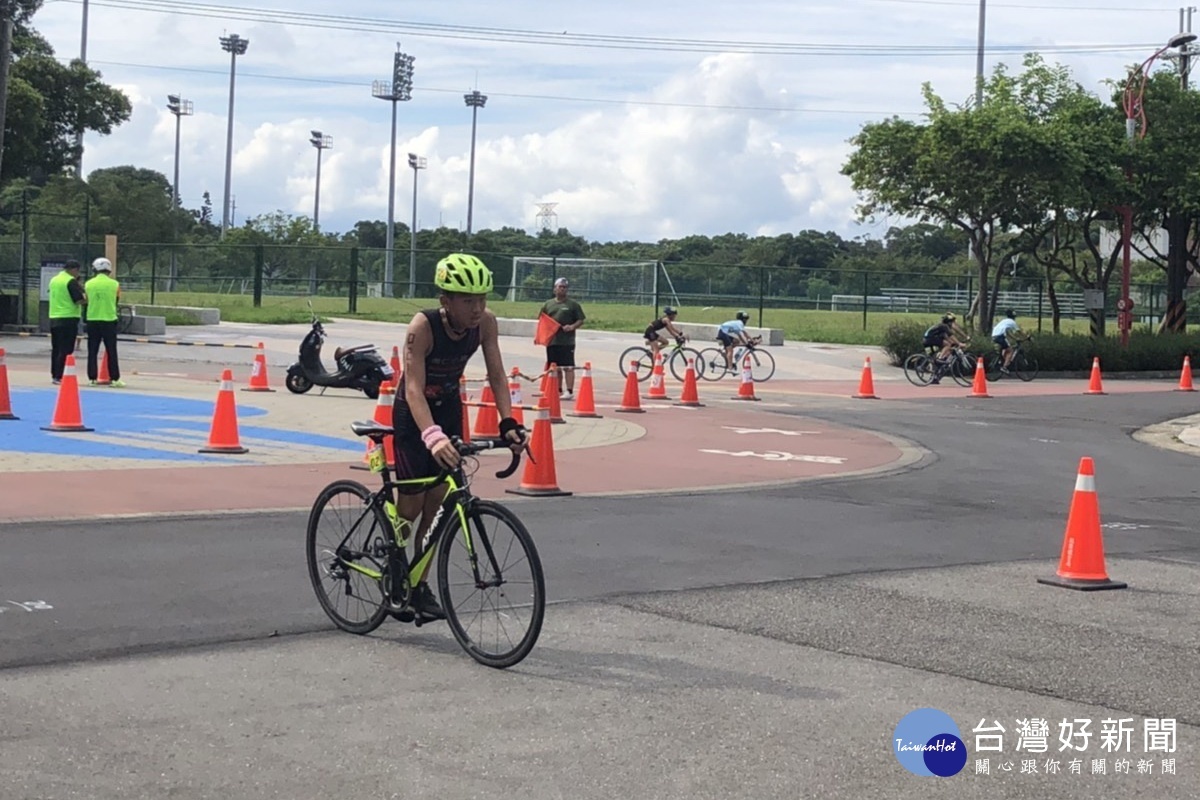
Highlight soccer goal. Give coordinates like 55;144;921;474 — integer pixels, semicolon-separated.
508;257;668;305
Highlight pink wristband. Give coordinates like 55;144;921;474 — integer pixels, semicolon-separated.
421;425;449;451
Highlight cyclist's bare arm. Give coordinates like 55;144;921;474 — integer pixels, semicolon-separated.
665;321;685;339
402;313;438;434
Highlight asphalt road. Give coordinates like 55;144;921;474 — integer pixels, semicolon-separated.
3;382;1200;799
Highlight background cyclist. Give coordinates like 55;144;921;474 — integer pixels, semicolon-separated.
644;306;686;359
392;253;527;622
991;309;1029;374
717;311;755;371
922;313;966;384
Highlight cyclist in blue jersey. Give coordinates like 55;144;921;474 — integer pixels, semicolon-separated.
716;311;755;371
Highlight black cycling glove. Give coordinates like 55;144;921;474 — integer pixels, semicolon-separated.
498;417;527;444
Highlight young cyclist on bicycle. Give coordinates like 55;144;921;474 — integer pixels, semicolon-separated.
717;311;755;370
922;313;966;384
991;309;1028;374
644;306;686;358
393;253;528;622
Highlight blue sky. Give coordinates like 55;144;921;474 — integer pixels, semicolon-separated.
33;0;1191;243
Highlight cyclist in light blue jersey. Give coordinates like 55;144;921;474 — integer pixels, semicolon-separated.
716;311;755;371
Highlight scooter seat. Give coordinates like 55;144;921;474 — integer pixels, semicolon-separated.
335;343;376;357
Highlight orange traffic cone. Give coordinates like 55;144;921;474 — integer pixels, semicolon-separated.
1085;357;1106;395
0;348;19;420
508;367;525;426
507;396;572;497
199;368;249;453
732;354;760;401
41;354;93;432
473;383;501;437
646;353;671;400
96;349;112;386
459;376;471;444
545;364;566;424
614;363;645;413
535;369;549;398
243;341;275;392
853;356;878;399
967;355;991;398
390;346;402;381
1177;356;1196;392
354;380;395;470
674;358;705;407
570;362;602;418
1037;457;1126;591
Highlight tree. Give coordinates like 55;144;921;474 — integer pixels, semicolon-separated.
843;55;1085;330
2;2;132;183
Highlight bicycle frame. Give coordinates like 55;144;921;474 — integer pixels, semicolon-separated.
331;451;495;605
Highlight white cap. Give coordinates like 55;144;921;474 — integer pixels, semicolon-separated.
554;277;569;287
92;258;113;272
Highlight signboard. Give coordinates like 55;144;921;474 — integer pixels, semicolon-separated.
1083;289;1106;311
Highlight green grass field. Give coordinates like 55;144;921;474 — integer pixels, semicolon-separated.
120;290;1098;346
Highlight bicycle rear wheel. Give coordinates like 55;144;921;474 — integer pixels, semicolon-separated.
437;500;545;669
669;347;704;382
697;347;728;381
903;354;933;386
306;480;391;635
984;353;1003;382
619;346;654;383
1014;353;1039;381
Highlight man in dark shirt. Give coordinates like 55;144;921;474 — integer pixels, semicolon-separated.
47;260;86;384
539;277;586;395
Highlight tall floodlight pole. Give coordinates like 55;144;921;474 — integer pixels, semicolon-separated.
974;0;986;108
1120;30;1198;346
309;130;333;231
167;94;193;292
372;46;415;297
219;33;249;240
408;153;426;297
463;90;487;237
74;0;89;176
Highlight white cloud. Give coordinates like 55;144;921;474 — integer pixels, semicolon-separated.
28;0;1185;243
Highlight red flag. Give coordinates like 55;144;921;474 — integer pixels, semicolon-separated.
534;312;561;346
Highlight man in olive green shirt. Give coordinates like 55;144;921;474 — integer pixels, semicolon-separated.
84;258;124;386
47;260;86;384
539;277;585;395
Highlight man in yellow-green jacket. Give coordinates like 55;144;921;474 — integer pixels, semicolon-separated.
83;258;124;387
47;260;86;384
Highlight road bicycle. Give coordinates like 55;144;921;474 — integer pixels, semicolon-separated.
619;337;705;383
306;420;545;669
117;304;135;335
697;337;776;382
984;338;1039;382
903;343;976;387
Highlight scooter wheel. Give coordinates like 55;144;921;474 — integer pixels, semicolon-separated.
286;372;313;394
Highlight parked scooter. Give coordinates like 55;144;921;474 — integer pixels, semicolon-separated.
285;316;393;399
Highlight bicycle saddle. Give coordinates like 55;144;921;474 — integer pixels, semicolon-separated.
350;419;395;439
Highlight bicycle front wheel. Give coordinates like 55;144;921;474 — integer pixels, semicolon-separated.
1014;353;1039;382
437;500;545;669
903;354;933;386
619;346;654;383
984;353;1003;382
306;480;391;635
669;347;704;382
950;353;976;387
748;349;776;382
697;348;728;381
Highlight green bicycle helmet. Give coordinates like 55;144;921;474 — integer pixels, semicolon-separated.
434;253;493;295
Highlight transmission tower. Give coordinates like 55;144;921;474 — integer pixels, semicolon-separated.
535;202;558;231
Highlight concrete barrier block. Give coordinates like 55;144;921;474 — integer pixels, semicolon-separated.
126;315;166;336
135;305;221;324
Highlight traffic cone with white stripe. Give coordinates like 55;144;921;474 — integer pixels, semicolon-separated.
353;380;394;470
508;367;525;426
42;355;93;432
645;352;671;400
569;362;601;418
732;354;760;401
199;369;249;453
1037;457;1126;591
473;383;501;437
674;358;704;407
243;341;275;391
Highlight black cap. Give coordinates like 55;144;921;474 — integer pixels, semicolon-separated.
64;260;81;270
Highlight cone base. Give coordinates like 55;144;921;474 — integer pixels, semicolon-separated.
1176;387;1197;393
199;444;249;454
853;393;878;400
1037;575;1127;592
507;486;573;497
242;387;276;392
644;393;672;400
673;400;705;407
1085;390;1107;395
40;424;93;432
731;396;761;401
1;413;18;420
568;411;602;418
967;392;992;399
614;407;646;414
95;381;111;387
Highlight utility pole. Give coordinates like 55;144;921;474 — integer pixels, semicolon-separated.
0;12;13;180
1165;8;1197;332
74;0;89;177
974;0;987;108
